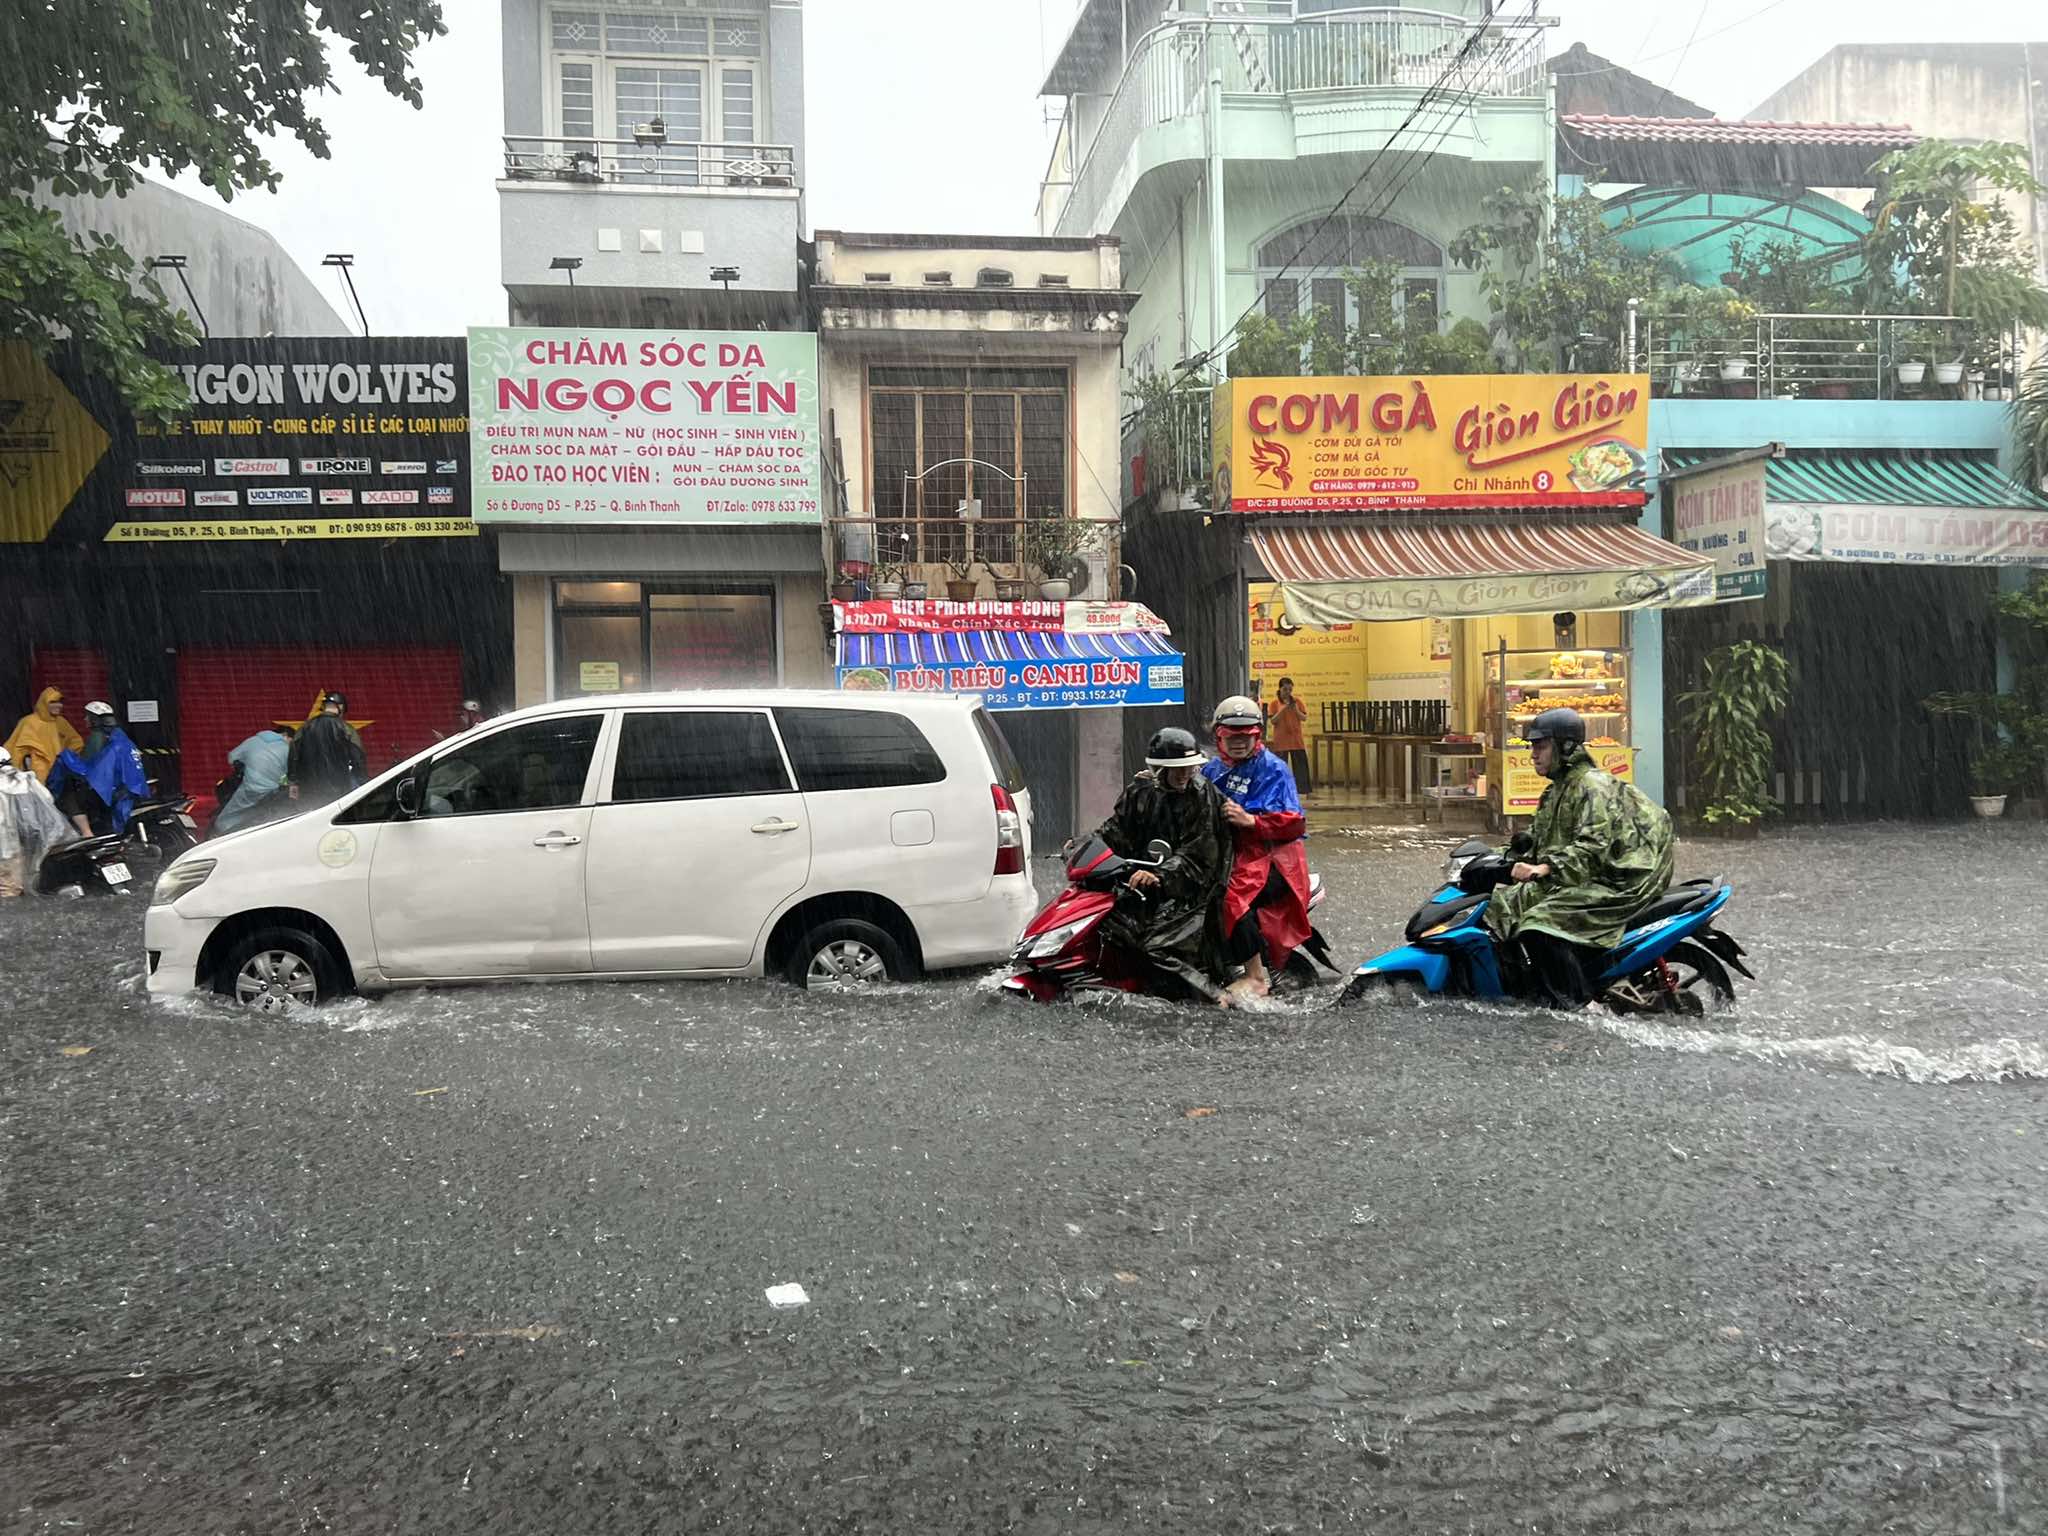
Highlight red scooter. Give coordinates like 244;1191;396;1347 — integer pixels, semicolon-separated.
1000;835;1333;1002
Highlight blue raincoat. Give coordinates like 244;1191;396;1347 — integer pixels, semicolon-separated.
1202;747;1314;968
49;728;151;833
213;729;293;833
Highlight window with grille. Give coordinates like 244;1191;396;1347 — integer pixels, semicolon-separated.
867;367;1069;565
548;5;767;177
1256;212;1447;354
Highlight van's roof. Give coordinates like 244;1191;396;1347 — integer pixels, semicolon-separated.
509;689;988;719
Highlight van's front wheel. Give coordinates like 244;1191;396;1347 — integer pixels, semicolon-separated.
215;927;343;1014
790;919;909;991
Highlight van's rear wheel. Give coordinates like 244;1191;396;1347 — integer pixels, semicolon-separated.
790;919;909;991
214;927;342;1014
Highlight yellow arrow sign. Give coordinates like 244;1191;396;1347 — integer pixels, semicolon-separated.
0;342;110;542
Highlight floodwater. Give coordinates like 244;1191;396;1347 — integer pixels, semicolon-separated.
3;821;2043;1532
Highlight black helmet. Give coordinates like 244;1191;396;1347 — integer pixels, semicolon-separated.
323;690;348;712
1523;707;1585;777
1144;726;1206;770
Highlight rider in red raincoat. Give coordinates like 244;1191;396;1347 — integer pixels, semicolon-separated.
1200;695;1313;1000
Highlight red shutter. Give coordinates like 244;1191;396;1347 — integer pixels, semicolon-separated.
177;646;463;822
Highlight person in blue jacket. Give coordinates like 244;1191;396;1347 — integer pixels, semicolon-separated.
49;700;150;836
212;723;295;834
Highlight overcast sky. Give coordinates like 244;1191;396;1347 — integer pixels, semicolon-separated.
164;0;2042;337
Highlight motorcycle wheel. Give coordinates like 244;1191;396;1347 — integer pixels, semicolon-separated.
1640;942;1735;1017
1336;973;1424;1009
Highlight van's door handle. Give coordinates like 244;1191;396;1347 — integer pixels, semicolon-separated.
751;818;800;835
533;832;583;848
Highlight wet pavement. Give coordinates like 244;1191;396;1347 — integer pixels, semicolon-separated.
4;821;2044;1533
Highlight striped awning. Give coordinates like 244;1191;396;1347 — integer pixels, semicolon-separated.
1665;450;2048;512
836;627;1180;668
1251;521;1716;627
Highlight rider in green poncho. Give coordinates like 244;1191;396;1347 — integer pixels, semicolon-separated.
1486;707;1675;1008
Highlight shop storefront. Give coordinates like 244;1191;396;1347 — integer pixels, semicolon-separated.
1215;373;1714;821
468;326;833;704
1;338;505;810
1659;445;2048;818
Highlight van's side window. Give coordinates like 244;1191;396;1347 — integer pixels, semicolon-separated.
420;715;601;817
611;711;792;802
773;708;946;792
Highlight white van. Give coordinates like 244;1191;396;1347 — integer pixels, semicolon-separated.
144;692;1036;1010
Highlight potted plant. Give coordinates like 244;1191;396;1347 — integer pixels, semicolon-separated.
870;559;903;601
1894;321;1928;388
830;561;862;603
1022;517;1092;601
1678;641;1792;834
1967;742;2026;817
902;577;929;601
941;553;983;603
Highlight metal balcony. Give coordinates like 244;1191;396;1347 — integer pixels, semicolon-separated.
1638;313;2024;401
502;136;798;191
1043;8;1548;237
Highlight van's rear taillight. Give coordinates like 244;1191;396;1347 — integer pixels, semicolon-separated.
992;784;1024;875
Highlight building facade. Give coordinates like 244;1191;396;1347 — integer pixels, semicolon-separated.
492;0;828;708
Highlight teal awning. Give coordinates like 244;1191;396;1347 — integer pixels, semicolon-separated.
1602;188;1873;288
1662;450;2048;566
1666;451;2048;511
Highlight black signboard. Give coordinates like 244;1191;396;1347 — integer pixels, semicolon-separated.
18;338;472;545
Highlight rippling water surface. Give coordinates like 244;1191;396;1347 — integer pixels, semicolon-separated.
3;820;2042;1532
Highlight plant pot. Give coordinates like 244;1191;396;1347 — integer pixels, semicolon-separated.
994;579;1027;602
1895;361;1926;386
1720;380;1758;400
902;580;929;601
829;582;856;602
872;581;902;600
1966;369;1986;400
1672;361;1703;388
1970;793;2008;818
1718;359;1750;382
1814;382;1851;400
1934;361;1965;386
1037;578;1072;601
944;579;979;603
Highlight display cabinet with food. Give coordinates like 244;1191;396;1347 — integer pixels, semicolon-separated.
1483;645;1635;821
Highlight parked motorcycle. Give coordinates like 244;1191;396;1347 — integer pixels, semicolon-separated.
1001;835;1336;1003
34;786;198;897
1337;837;1752;1014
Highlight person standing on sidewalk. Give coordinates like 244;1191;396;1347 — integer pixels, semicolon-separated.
1265;676;1311;795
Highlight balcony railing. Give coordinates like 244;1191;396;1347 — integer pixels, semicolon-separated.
1638;313;2024;401
502;136;798;191
1128;385;1214;506
1049;9;1547;236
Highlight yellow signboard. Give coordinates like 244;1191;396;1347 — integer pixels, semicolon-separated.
104;517;478;542
0;342;111;542
1492;742;1637;814
1212;373;1650;514
579;661;622;692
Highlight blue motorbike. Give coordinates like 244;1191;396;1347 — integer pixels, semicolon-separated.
1338;837;1753;1015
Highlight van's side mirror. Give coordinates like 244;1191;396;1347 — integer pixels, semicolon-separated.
394;776;421;819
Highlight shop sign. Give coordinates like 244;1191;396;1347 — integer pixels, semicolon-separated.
1498;741;1635;813
104;516;478;542
836;656;1185;712
834;600;1168;636
1668;459;1767;601
1279;564;1714;627
468;327;822;526
1212;373;1650;513
3;338;472;544
1765;502;2048;567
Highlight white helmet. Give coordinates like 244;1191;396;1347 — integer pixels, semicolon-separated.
85;700;115;719
1211;694;1262;731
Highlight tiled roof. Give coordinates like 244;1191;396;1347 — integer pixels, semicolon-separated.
1562;114;1918;148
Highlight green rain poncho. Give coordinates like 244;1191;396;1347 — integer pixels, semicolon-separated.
1486;746;1676;951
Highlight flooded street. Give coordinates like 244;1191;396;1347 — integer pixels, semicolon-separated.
4;822;2045;1533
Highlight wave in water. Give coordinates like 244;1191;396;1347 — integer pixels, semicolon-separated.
1589;1014;2048;1083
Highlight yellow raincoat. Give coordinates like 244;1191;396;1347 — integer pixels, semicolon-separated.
4;688;84;783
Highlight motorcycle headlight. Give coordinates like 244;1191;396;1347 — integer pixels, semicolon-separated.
152;858;216;907
1025;917;1094;960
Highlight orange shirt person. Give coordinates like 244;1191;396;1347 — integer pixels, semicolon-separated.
1265;677;1311;794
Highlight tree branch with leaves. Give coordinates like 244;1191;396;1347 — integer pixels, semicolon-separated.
1;0;447;414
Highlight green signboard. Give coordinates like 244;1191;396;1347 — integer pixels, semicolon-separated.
466;326;821;525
